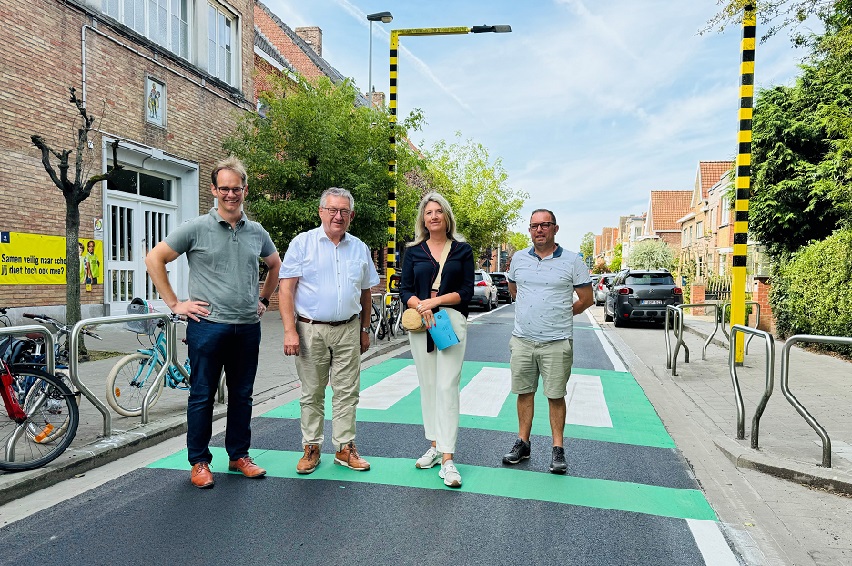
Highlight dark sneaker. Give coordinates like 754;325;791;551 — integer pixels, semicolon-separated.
502;438;531;465
550;446;567;474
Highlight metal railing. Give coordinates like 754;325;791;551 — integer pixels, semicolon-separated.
68;312;174;436
0;325;57;376
779;334;852;468
720;300;762;346
728;324;775;447
664;303;721;376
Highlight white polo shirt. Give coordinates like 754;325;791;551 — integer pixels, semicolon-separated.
508;245;592;342
279;227;380;322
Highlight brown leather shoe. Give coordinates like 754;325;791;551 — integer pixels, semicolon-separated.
191;462;214;488
296;444;321;474
334;441;370;471
228;456;266;478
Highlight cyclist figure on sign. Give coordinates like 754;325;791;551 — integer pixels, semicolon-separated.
145;156;281;489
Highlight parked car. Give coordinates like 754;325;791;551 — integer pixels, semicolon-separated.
593;273;616;306
603;269;683;327
471;270;498;311
489;272;512;303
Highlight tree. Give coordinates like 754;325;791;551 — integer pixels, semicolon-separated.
507;231;530;253
579;232;594;263
609;242;623;272
424;134;528;259
224;76;418;253
705;0;842;41
628;240;676;271
31;87;122;350
748;4;852;259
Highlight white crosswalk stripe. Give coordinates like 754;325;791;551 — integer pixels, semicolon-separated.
565;374;613;428
459;367;513;417
358;366;420;410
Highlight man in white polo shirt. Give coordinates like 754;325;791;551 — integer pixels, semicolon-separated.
503;208;594;474
278;187;380;475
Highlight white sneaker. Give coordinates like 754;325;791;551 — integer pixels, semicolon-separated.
439;460;462;488
415;446;442;469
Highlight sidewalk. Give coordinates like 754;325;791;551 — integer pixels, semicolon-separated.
0;311;411;505
620;311;852;495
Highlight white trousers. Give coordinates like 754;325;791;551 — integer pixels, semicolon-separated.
407;308;468;454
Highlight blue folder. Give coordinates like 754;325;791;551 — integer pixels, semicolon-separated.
428;309;460;350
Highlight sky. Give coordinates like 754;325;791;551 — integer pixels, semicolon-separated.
263;0;814;251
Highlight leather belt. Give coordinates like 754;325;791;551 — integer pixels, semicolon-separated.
297;313;358;326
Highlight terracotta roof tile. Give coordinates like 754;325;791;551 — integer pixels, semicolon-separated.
697;161;733;199
649;190;692;232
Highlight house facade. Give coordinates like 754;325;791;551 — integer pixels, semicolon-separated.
1;0;256;318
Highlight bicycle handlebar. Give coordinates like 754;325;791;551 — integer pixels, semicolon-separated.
23;313;102;340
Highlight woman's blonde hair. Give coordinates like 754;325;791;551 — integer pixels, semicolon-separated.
408;192;466;246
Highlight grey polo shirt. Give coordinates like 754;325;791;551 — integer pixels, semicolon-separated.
165;208;276;324
507;245;592;342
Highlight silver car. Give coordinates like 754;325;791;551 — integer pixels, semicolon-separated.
472;270;498;311
593;273;616;306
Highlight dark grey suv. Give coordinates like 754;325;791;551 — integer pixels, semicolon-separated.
604;269;682;326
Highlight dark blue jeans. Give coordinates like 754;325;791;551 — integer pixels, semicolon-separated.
186;319;261;465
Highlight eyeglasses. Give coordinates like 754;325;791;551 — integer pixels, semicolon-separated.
322;207;352;218
215;186;245;195
529;222;555;231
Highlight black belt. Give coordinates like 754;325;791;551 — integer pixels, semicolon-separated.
297;313;358;326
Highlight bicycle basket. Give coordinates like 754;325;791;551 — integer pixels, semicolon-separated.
125;297;158;335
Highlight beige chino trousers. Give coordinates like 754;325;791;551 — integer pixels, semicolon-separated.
295;317;361;448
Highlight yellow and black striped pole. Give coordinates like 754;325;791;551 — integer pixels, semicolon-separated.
731;5;756;363
386;26;510;293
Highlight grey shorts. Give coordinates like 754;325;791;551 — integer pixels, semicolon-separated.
509;335;574;399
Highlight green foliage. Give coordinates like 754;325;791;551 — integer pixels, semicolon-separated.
423;133;528;258
749;3;852;259
704;0;840;42
223;76;421;252
507;231;530;253
579;232;594;260
627;240;676;271
592;259;609;274
770;227;852;353
609;242;623;272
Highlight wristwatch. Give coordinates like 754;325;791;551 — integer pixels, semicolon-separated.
259;297;270;307
361;327;371;333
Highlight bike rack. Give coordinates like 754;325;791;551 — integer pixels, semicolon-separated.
370;292;384;342
728;324;775;446
779;334;852;468
0;325;57;375
664;303;721;376
69;312;173;436
720;301;762;354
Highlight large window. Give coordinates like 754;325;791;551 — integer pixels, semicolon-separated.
102;0;188;58
108;167;173;201
208;3;234;84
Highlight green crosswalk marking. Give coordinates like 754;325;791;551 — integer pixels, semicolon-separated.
149;447;716;521
261;359;674;449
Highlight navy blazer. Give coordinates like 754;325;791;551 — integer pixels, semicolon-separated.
400;239;475;318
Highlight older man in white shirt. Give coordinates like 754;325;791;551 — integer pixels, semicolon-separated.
278;187;380;475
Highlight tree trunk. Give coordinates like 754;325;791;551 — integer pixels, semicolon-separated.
65;197;86;356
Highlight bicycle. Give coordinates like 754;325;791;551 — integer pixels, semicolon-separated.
0;355;79;471
376;293;406;340
106;314;191;417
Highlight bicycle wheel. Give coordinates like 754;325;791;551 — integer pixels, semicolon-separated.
106;352;166;417
23;370;74;443
0;367;78;471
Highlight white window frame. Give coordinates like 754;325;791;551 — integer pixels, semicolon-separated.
207;2;239;86
100;0;190;59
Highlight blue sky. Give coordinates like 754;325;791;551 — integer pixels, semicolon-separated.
263;0;812;251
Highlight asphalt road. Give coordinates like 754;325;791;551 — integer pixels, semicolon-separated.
0;304;740;565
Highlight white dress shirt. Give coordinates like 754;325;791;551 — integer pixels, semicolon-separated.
279;226;380;322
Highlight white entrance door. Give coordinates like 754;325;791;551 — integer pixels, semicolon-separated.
106;196;177;310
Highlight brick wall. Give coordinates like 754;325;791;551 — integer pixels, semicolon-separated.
1;0;254;310
690;284;705;315
751;277;775;334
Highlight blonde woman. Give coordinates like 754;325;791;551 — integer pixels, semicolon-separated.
399;192;474;488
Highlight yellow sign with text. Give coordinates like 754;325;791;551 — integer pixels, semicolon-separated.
0;232;103;286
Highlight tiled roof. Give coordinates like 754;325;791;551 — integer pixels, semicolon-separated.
254;1;369;107
697;161;733;199
649;190;692;232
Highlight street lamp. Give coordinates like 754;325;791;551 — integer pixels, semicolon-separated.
385;24;511;292
367;11;393;97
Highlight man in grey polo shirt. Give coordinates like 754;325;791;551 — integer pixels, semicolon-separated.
502;208;593;474
146;156;281;489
